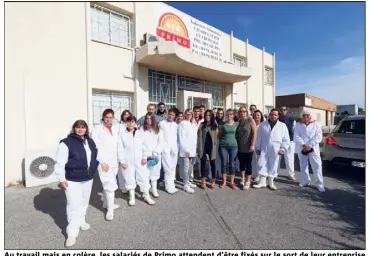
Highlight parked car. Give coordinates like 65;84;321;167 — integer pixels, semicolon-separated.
323;115;365;169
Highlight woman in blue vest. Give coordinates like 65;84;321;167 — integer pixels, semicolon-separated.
55;120;99;248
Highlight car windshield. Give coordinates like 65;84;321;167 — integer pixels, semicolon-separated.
335;119;365;135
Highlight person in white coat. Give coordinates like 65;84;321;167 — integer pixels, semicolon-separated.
251;109;265;183
117;116;155;206
91;109;120;221
55;120;99;247
294;110;325;192
117;109;133;194
158;108;179;194
141;112;164;198
254;108;290;190
178;108;199;193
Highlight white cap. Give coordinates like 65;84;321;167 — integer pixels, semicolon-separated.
301;110;312;116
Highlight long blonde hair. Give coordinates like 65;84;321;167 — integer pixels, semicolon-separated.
184;108;196;123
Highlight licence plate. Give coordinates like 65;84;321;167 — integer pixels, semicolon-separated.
352;161;365;168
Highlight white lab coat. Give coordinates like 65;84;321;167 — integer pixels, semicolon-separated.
91;124;119;211
294;121;324;188
117;128;150;192
141;127;164;181
255;120;290;178
159;119;179;191
178;120;198;158
54;140;93;238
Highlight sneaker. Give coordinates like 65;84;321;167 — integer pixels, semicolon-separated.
106;211;114;221
184;185;195;194
80;222;90;231
65;237;76;247
187;182;197;188
299;183;311;187
166;187;178;194
243;182;250;190
288;175;296;181
317;187;325;192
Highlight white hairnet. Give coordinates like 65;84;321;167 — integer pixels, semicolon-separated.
301;110;312;116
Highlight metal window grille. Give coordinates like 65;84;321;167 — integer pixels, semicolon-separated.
233;55;247;67
92;91;133;125
148;69;225;110
91;4;133;48
264;67;274;86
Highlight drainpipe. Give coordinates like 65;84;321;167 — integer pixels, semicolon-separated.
85;2;92;127
245;38;249;106
230;30;234;108
132;2;138;117
262;47;265;112
273;51;276;108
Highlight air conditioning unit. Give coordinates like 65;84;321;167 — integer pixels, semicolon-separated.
25;149;58;188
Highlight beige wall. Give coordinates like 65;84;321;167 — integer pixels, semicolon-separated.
5;2;88;185
287;106;327;126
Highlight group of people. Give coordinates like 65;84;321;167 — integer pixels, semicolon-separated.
54;101;325;247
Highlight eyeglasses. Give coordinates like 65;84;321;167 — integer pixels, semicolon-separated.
186;113;192;116
240;110;247;113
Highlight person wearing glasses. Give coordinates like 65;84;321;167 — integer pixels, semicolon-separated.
197;110;219;189
294;110;325;192
219;109;239;189
254;109;290;190
236;106;257;190
178;109;199;193
91;109;120;221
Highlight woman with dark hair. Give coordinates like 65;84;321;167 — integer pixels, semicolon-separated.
54;120;99;247
118;109;133;193
197;110;219;189
252;110;264;182
91;109;120;221
140;112;164;198
236;106;257;190
118;115;155;206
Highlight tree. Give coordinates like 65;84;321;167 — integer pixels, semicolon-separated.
358;107;365;115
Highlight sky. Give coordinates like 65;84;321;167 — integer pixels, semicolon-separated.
167;1;366;109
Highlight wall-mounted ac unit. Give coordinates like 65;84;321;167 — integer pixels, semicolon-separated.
25;149;58;188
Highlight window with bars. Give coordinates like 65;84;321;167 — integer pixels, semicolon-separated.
148;69;225;110
92;91;133;125
91;5;133;48
264;67;274;86
233;55;247;67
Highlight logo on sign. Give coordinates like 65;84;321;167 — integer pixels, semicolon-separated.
156;12;190;48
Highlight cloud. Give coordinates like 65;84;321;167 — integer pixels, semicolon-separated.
236;15;254;28
276;56;365;108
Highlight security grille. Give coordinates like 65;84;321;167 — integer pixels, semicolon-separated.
91;4;133;48
264;66;274;86
148;69;225;110
92;91;133;125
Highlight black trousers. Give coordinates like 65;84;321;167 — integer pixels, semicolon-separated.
201;145;216;179
237;152;253;175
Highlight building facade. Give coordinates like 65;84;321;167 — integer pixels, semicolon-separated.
5;2;275;185
276;93;336;127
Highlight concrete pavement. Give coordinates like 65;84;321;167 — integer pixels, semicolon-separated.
5;166;365;250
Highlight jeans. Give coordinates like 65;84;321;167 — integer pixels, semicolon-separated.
220;146;238;174
180;157;195;185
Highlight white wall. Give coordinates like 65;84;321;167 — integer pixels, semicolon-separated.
5;2;88;185
90;42;135;92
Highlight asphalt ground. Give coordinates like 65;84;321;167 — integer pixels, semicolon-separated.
5;162;365;250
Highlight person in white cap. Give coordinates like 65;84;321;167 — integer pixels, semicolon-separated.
91;109;120;221
158;108;179;194
293;110;325;192
117;116;155;206
253;108;290;190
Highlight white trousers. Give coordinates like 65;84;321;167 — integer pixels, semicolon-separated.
298;152;324;189
278;141;295;176
162;152;178;190
65;179;93;238
98;165;118;210
149;155;162;182
251;151;259;178
117;166;126;190
120;161;150;193
257;151;280;178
